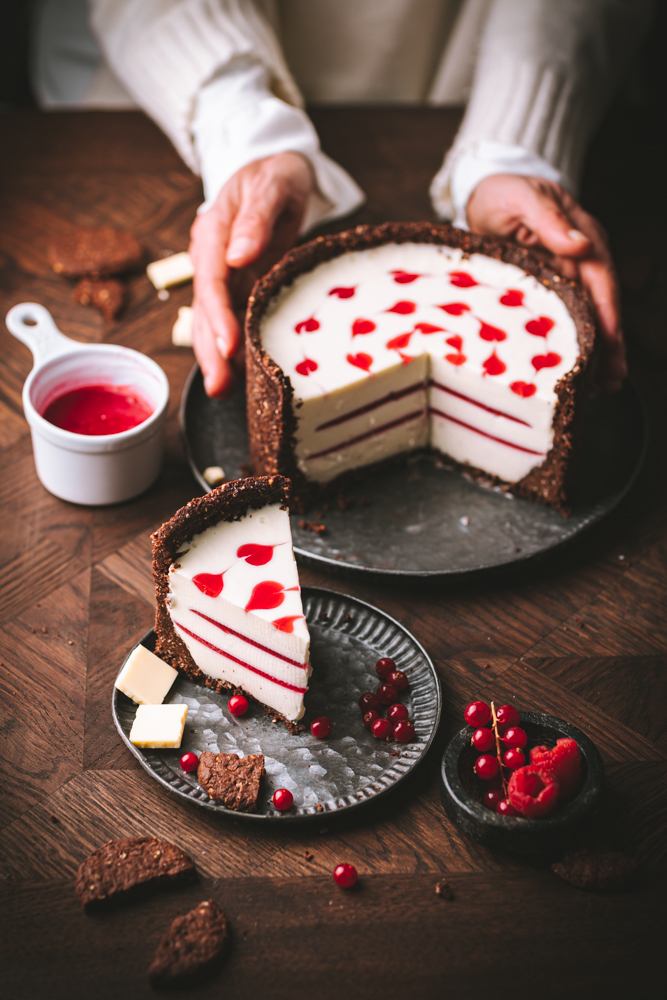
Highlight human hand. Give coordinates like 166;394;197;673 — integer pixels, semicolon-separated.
189;152;314;397
466;174;625;391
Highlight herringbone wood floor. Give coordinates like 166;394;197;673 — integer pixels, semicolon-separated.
0;107;665;999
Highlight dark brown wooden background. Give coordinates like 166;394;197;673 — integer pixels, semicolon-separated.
0;105;665;1000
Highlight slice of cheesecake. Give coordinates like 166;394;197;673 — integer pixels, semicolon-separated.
152;476;310;728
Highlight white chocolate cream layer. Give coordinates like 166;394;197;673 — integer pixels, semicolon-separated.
168;504;310;721
260;243;579;483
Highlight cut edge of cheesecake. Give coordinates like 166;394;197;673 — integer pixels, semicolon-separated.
245;222;596;514
152;475;308;733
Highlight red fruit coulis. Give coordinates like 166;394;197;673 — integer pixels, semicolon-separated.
42;384;153;436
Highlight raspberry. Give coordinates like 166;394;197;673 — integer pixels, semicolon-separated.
508;766;559;818
530;738;582;800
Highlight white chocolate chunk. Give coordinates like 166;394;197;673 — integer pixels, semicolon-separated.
172;305;193;346
203;465;225;487
115;644;178;705
147;252;194;290
129;704;188;748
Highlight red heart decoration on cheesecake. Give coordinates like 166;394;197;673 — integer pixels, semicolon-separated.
245;581;299;612
390;270;421;284
236;543;275;566
352;318;376;336
294;317;319;333
525;316;554;338
532;352;561;371
483;351;506;376
438;302;470;315
500;289;524;307
347;352;373;371
479;321;507;342
446;335;463;351
192;573;225;598
413;322;445;334
273;615;305;633
295;358;318;376
510;381;537;397
445;353;466;366
386;332;412;350
328;286;355;298
449;271;478;288
386;300;416;314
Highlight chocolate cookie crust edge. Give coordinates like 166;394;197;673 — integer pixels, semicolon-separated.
151;475;303;734
245;222;596;512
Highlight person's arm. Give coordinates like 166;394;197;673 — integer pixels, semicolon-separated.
88;0;364;396
430;0;653;390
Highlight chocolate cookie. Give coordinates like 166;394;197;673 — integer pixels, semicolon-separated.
552;848;637;891
75;836;196;911
72;278;124;320
49;225;143;278
148;899;229;989
197;751;265;812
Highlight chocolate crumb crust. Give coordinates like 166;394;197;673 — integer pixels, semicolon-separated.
245;222;596;513
148;899;229;989
75;836;196;912
197;751;265;812
151;475;303;734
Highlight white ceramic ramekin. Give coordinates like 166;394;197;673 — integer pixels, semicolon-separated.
6;303;170;505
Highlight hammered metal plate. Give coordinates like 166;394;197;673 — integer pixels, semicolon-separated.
112;587;441;822
181;365;646;578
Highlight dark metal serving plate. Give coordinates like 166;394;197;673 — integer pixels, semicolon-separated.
181;365;646;578
113;587;441;822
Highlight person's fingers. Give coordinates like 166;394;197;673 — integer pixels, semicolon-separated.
579;257;626;390
191;301;236;398
227;173;292;267
515;189;592;259
190;208;241;363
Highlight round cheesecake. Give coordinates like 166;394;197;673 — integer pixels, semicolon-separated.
246;223;595;511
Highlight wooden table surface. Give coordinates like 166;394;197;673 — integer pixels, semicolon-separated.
0;107;665;1000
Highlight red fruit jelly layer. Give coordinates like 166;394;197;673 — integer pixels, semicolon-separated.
42;384;153;436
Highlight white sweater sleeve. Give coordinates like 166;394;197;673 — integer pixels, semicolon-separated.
88;0;364;228
430;0;653;225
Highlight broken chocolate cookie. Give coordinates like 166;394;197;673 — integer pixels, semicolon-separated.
197;752;265;812
552;848;637;891
149;899;229;989
75;836;196;911
72;278;124;320
49;225;143;278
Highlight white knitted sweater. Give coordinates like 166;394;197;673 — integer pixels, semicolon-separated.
33;0;652;226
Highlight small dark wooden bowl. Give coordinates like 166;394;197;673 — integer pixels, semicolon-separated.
440;712;604;858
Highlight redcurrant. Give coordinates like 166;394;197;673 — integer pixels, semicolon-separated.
387;669;408;691
363;709;380;728
495;799;519;817
358;691;380;712
228;694;248;716
387;703;409;722
503;748;526;770
502;726;527;749
392;720;415;743
272;788;294;811
375;657;396;679
179;752;199;773
333;863;357;888
483;788;504;810
474;754;499;780
471;727;494;752
464;700;491;728
371;717;392;740
376;683;398;706
310;716;332;738
495;704;520;727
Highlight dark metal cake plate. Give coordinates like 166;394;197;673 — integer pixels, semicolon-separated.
112;587;441;822
181;365;646;578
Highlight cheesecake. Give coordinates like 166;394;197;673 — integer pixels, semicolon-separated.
152;476;311;727
246;223;595;511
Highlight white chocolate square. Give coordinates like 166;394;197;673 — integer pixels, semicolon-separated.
115;645;178;705
147;252;194;289
129;704;188;748
172;305;193;346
